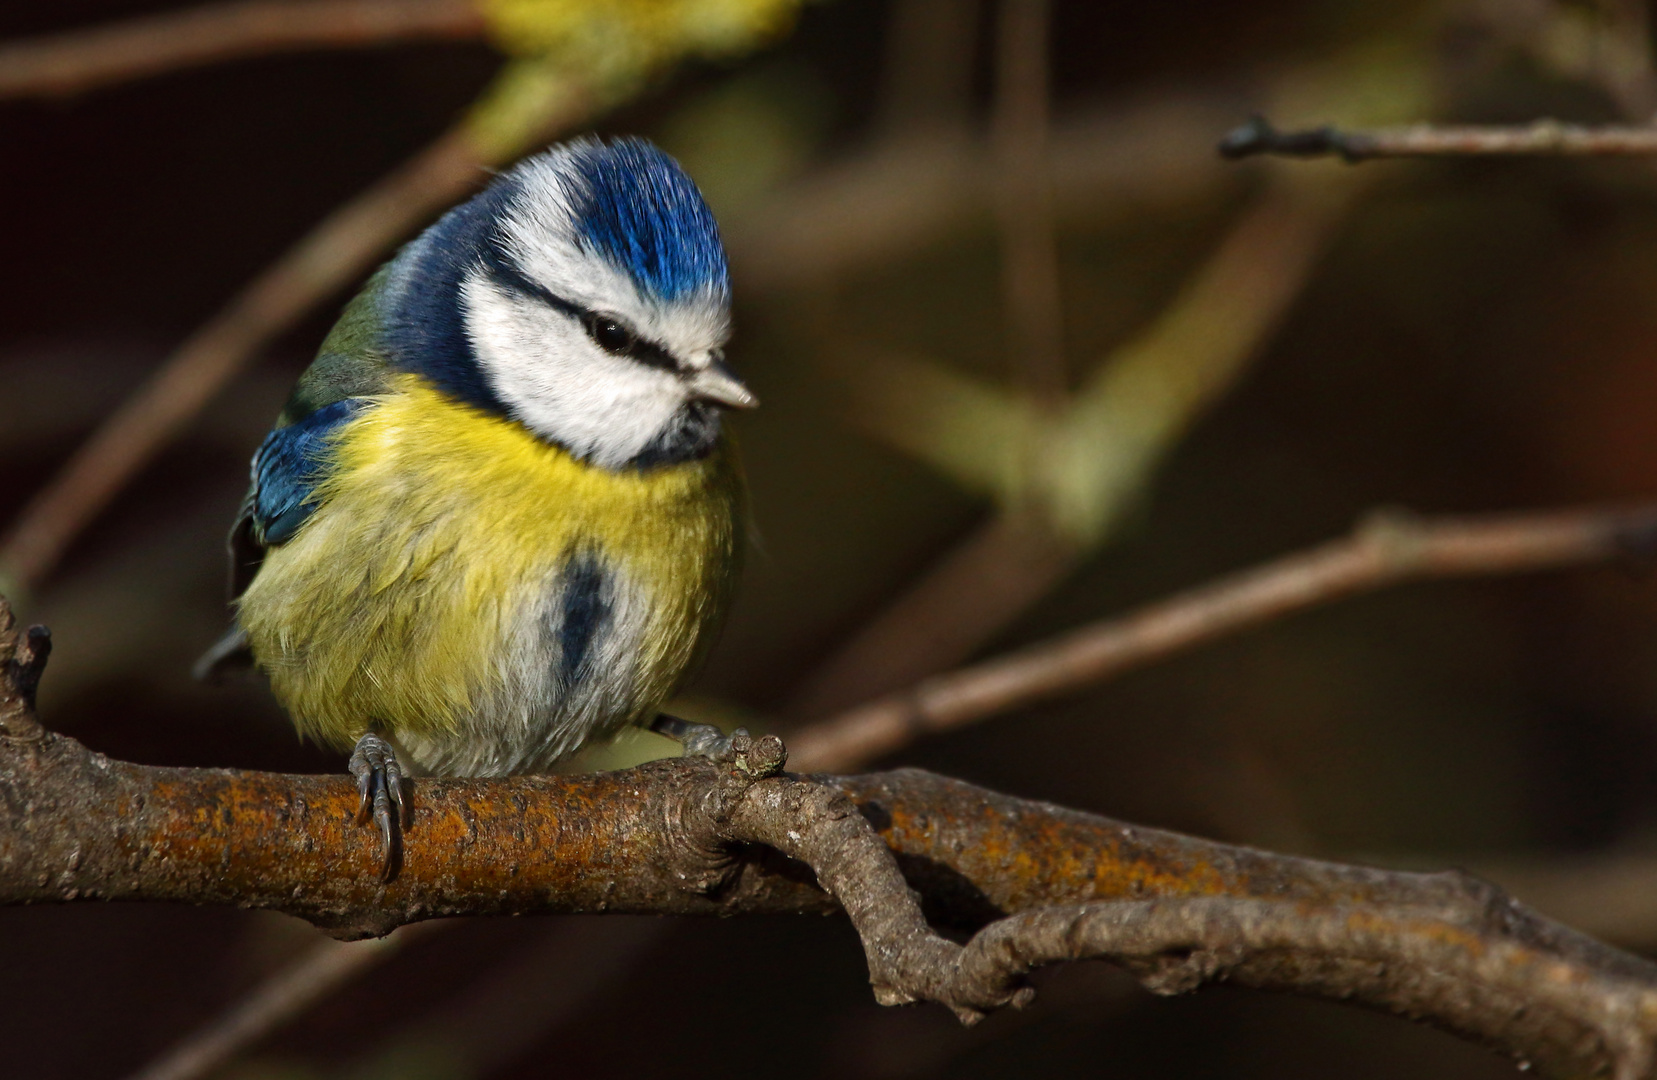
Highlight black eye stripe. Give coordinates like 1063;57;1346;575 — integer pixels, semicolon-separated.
581;312;679;371
481;251;581;319
632;341;680;371
479;255;683;373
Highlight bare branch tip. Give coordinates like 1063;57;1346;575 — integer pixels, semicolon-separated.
0;615;50;744
1218;115;1374;163
737;733;788;778
16;625;52;695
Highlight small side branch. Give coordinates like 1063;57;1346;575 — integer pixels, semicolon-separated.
0;0;485;102
1219;114;1657;162
951;899;1657;1078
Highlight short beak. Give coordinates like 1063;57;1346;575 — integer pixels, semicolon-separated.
686;362;758;410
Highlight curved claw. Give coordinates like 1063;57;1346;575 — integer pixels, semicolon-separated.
347;732;408;882
371;782;399;883
353;763;375;827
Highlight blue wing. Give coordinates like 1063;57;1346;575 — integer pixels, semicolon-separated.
200;268;393;682
198;397;369;682
250;397;369;545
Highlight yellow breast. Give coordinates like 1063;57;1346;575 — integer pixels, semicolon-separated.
237;374;744;774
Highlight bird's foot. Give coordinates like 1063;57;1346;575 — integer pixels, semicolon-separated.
652;714;747;762
347;732;409;883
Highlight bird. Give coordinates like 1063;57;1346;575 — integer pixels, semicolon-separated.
196;136;756;880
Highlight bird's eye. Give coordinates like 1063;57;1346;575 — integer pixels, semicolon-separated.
585;313;637;355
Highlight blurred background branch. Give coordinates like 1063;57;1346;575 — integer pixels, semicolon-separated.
1;117;521;595
1221;116;1657;162
787;502;1657;771
786;34;1435;720
991;0;1065;407
783;0;1077;718
0;0;486;101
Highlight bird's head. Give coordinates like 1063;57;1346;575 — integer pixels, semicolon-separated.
382;137;754;469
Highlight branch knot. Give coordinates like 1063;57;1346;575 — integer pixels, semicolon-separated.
0;594;49;743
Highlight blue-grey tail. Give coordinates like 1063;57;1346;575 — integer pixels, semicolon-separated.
193;624;253;684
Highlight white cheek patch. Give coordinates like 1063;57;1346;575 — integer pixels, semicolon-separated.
462;273;690;468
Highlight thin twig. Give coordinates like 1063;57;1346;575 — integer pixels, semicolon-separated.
126;924;442;1080
946;897;1657;1078
786;503;1657;771
0;0;485;101
1476;848;1657;949
1219;114;1657;162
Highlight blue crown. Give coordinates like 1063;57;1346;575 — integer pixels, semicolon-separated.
376;138;730;419
563;138;730;304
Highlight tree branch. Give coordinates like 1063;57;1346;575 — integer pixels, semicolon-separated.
952;898;1657;1078
1219;114;1657;162
787;503;1657;771
5;595;1657;1075
0;0;485;101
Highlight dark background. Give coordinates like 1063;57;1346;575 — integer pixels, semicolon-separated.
4;0;1657;1076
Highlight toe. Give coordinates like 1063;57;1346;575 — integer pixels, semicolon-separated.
653;714;743;760
348;732;408;882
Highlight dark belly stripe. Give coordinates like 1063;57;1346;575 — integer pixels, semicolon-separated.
557;551;612;686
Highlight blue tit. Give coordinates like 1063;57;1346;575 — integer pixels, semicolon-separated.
197;137;755;877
